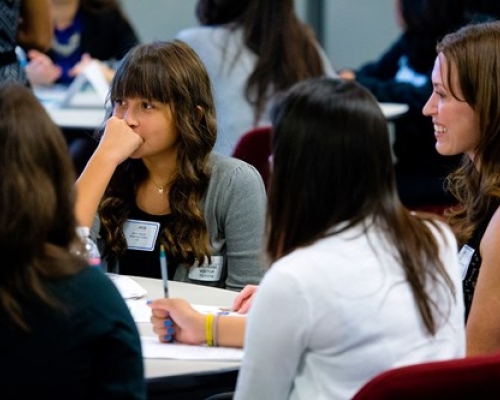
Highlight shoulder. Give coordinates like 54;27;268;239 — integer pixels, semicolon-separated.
423;218;458;249
176;25;231;44
176;26;213;39
205;153;266;213
58;268;130;314
176;25;245;57
209;153;264;186
480;205;500;259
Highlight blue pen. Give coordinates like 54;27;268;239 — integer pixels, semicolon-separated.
160;244;169;298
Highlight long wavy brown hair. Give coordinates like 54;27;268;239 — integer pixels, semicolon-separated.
99;40;217;265
437;21;500;245
267;78;456;335
0;83;86;331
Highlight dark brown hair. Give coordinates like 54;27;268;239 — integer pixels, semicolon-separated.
267;78;456;335
0;83;86;330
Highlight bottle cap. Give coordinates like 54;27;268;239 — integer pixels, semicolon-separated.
76;226;90;238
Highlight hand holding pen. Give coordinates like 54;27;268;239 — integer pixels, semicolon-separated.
149;298;206;345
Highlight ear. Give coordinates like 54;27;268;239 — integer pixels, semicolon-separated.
195;106;204;122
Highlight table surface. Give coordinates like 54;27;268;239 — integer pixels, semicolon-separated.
35;85;106;130
128;277;241;379
35;85;408;129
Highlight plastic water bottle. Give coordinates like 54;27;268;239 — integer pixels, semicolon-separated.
76;226;102;267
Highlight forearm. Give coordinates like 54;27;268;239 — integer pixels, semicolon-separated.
75;152;117;227
216;316;246;348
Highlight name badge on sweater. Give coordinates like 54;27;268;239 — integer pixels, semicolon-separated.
188;256;224;281
123;219;160;251
458;244;475;280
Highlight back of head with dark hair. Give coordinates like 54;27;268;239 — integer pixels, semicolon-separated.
195;0;251;25
267;78;394;259
266;77;455;335
0;82;84;329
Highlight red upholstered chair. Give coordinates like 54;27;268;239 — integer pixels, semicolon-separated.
410;203;455;217
351;352;500;400
231;126;272;190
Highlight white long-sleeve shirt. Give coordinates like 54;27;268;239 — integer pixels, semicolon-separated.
234;220;465;400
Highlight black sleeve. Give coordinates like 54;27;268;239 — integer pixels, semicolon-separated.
355;38;406;80
81;9;140;61
354;37;432;112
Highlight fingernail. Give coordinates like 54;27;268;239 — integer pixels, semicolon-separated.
164;334;172;342
164;319;172;327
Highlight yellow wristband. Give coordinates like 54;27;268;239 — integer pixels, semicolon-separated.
206;313;214;347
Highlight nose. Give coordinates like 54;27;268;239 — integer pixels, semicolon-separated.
422;92;436;116
123;106;139;127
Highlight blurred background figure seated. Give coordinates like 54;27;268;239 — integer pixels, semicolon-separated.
24;0;139;176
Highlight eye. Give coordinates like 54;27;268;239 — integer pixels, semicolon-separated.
114;99;125;106
141;101;154;109
434;89;446;98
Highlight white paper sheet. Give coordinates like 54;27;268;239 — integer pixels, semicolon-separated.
107;273;148;299
127;299;152;322
141;335;244;360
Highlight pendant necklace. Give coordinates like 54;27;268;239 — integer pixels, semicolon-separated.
150;178;166;194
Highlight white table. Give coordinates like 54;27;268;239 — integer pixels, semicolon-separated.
379;102;409;163
35;85;107;130
128;277;240;379
379;102;409;120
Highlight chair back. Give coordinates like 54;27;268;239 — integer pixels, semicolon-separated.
231;126;272;190
351;352;500;400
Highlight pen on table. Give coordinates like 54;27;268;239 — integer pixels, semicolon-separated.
160;244;169;298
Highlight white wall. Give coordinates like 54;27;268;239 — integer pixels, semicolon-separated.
120;0;400;70
325;0;399;70
120;0;198;42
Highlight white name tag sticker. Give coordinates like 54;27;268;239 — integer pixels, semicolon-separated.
123;219;160;251
188;256;224;282
458;244;475;280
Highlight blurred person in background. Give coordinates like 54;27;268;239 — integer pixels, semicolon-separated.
0;0;52;85
25;0;139;86
340;0;474;212
176;0;337;156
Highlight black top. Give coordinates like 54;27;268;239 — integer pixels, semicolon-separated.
48;7;139;65
462;204;499;321
355;36;461;207
0;267;146;399
119;205;177;280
